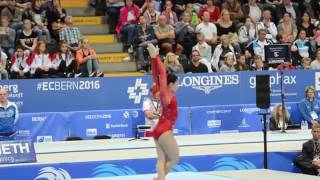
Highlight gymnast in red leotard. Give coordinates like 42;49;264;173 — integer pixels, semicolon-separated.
147;44;180;180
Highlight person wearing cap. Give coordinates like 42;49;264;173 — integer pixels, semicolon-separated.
0;88;19;141
142;84;162;137
298;86;320;125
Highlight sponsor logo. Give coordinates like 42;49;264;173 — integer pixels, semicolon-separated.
249;72;296;88
315;72;320;91
85;114;112;120
179;75;239;94
106;124;129;129
37;80;100;91
123;111;130;119
34;167;72;180
32;116;47;122
0;84;23;99
16;130;31;137
37;136;53;143
127;79;149;104
86;128;97;137
240;108;259;114
207;120;221;128
238;118;250;128
131;110;139;118
206;109;232;114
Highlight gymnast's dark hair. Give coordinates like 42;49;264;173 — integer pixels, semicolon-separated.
167;73;178;85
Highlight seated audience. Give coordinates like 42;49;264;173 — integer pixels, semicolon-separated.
59;15;81;50
296;57;312;70
276;0;301;25
238;17;256;52
51;41;76;77
311;49;320;70
277;12;297;43
298;86;320;125
105;0;124;34
221;0;244;24
234;54;249;71
185;3;200;26
30;0;51;43
219;52;236;72
164;52;184;74
298;12;316;43
242;0;263;23
246;29;273;63
161;0;177;27
276;60;296;70
0;49;8;80
184;50;209;73
256;9;278;43
154;15;175;54
10;46;30;79
18;18;38;53
269;104;292;131
199;0;220;23
1;0;24;30
0;16;16;58
192;32;212;64
46;0;66;42
291;30;313;66
143;2;160;25
196;11;218;46
251;55;268;71
211;35;237;70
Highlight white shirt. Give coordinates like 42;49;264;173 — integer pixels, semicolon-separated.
196;22;217;40
249;5;261;23
0;51;8;69
311;59;320;70
143;98;161;130
30;53;52;74
11;56;30;73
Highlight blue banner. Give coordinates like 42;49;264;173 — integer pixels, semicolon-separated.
0;152;300;179
0;70;318;113
0;140;36;164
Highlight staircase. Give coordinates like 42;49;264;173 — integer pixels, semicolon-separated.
61;0;140;76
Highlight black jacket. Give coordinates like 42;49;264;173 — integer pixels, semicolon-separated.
293;140;319;175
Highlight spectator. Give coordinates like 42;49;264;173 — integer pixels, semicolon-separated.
246;29;273;62
143;2;160;25
238;17;256;52
46;0;66;42
164;52;184;74
106;0;124;34
296;57;312;70
0;48;8;80
28;40;55;78
175;11;196;58
15;0;32;12
311;49;320;70
211;34;236;70
133;16;157;72
116;0;140;49
18;18;38;52
154;15;175;54
242;0;263;23
161;0;178;26
192;32;212;64
30;0;51;43
298;0;317;20
234;54;249;71
173;0;185;18
276;0;301;25
276;61;296;70
185;3;200;26
10;46;30;79
143;84;161;137
59;15;81;50
0;88;19;141
269;104;292;131
298;86;320;125
219;52;236;72
0;16;16;58
51;41;76;77
277;12;297;43
1;0;24;30
298;12;316;41
199;0;220;23
221;0;244;24
294;122;320;176
183;50;209;73
315;24;320;50
251;55;268;71
256;9;278;43
141;0;161;12
291;30;313;65
196;11;218;47
76;39;104;77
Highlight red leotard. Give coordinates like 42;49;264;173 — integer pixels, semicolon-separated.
151;56;178;140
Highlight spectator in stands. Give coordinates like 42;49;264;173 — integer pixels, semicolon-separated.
1;0;24;30
164;52;184;74
59;15;81;50
15;0;32;12
296;57;312;70
219;52;236;72
276;61;296;70
143;84;161;137
251;55;268;71
234;54;249;71
238;17;256;52
315;25;320;50
0;48;8;80
256;9;278;43
51;41;76;77
185;3;200;26
116;0;140;49
298;0;318;20
0;16;15;58
10;46;30;79
196;11;218;47
298;86;320;125
18;18;38;53
199;0;220;23
246;29;273;63
192;32;212;64
46;0;66;42
76;38;104;77
28;40;56;78
173;0;185;18
106;0;124;34
291;30;313;66
221;0;244;24
298;12;316;43
294;122;320;176
161;0;177;27
143;2;160;25
175;12;196;58
154;15;175;54
0;88;19;141
211;34;236;70
269;104;291;131
183;50;209;73
242;0;263;23
311;49;320;70
277;12;297;43
30;0;51;43
133;15;157;72
276;0;301;25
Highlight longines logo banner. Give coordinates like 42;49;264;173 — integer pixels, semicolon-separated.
0;140;36;164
